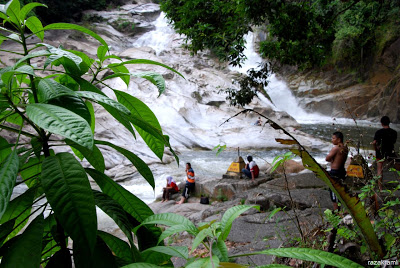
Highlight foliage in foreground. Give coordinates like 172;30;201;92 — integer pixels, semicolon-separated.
0;0;181;266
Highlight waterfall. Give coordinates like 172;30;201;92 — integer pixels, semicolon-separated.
134;12;177;55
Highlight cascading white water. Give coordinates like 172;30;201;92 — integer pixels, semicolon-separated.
134;12;177;55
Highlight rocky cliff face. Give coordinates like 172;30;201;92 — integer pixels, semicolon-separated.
278;37;400;123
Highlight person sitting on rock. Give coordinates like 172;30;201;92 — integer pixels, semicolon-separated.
161;176;179;203
176;163;195;205
242;155;259;181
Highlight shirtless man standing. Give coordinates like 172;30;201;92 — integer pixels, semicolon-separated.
325;131;348;210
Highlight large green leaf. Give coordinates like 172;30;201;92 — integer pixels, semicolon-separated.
25;16;44;41
42;44;82;71
5;0;20;25
14;50;52;68
293;148;383;257
220;205;259;241
138;213;198;236
98;231;135;264
86;100;95;133
44;23;107;46
0;150;19;220
142;246;188;260
131;72;166;96
37;78;77;103
19;2;47;21
186;256;220;268
241;109;384;258
41;153;97;255
244;248;363;268
114;90;164;160
86;168;153;223
66;140;105;172
190;228;213;254
212;239;229;262
93;190;134;244
26;103;93;149
0;214;44;268
95;140;154;189
76;91;130;115
48;95;91;125
110;59;185;79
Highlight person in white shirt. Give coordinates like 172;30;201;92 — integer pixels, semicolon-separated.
241;155;259;181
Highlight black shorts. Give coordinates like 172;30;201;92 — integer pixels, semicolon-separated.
328;169;346;203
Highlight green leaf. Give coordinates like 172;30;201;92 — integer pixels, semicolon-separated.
20;156;43;188
0;137;11;163
252;248;363;268
97;45;108;62
212;239;229;262
111;59;185;79
121;264;163;268
30;137;42;158
86;168;153;223
91;236;119;268
14;65;35;76
109;64;130;87
0;150;19;220
75;77;106;96
44;23;107;46
43;44;82;71
66;140;105;172
157;224;189;244
255;265;292;268
131;72;166;97
45;248;72;268
26;103;93;149
0;214;44;268
0;187;35;242
48;95;91;125
95;140;154;189
37;78;77;103
102;103;136;139
114;90;164;160
76;91;130;115
25;16;44;41
186;256;220;268
191;228;213;253
14;50;52;68
98;231;135;264
138;213;198;236
19;3;47;21
86;100;95;133
93;190;134;244
41;153;97;255
0;218;15;245
5;0;20;25
142;246;188;260
220;205;259;241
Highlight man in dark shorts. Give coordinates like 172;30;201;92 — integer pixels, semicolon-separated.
326;131;348;210
372;116;397;190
